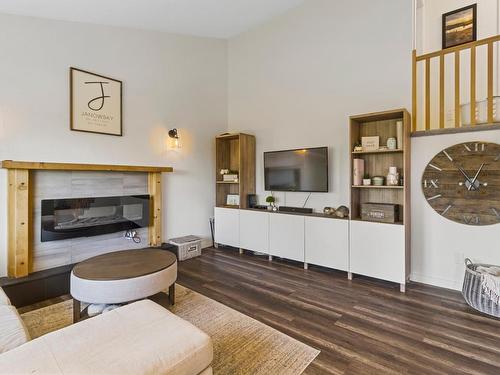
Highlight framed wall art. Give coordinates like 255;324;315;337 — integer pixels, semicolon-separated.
442;4;477;49
70;67;122;136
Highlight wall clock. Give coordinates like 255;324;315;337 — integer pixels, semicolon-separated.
422;141;500;226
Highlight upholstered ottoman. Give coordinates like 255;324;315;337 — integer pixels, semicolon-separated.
71;248;177;321
0;300;213;375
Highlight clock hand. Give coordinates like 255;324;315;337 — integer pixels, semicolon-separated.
454;165;477;190
468;163;485;191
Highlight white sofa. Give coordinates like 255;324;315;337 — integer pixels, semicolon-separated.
0;288;213;374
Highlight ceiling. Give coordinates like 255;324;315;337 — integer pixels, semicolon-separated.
0;0;305;39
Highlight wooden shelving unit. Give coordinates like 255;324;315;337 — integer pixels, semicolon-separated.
349;109;410;223
215;133;255;209
348;109;411;292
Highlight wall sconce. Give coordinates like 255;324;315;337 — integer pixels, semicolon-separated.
168;128;181;148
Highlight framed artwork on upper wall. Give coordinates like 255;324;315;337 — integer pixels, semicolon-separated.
70;67;122;136
442;4;477;49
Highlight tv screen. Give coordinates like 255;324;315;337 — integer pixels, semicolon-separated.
264;147;328;192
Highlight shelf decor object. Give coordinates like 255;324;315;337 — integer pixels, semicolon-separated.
215;133;255;209
349;109;411;292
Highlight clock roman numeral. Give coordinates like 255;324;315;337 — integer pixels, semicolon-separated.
492;208;500;219
424;179;439;188
463;215;480;225
464;143;485;152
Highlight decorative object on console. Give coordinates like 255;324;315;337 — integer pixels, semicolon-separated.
335;206;349;218
70;67;122;136
442;4;476;49
323;207;336;215
220;169;230;175
372;176;384;186
386;167;399;186
361;136;380;151
247;194;258;208
387;137;397;150
422;141;500;226
353;159;364;186
361;203;399;223
353;144;363;152
265;195;276;211
168;128;181;148
226;194;240;206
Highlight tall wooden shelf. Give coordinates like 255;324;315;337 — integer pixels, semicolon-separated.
348;109;411;292
215;133;255;209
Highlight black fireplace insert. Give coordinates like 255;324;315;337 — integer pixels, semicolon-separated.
41;195;150;242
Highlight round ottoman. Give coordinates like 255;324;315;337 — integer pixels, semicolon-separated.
70;248;177;322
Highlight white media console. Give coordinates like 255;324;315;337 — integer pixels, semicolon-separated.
214;207;408;292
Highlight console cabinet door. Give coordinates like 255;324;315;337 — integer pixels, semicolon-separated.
214;207;239;247
269;214;304;262
305;217;348;271
350;220;405;283
239;210;269;253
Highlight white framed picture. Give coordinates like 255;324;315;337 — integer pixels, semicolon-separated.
226;194;240;206
70;67;122;136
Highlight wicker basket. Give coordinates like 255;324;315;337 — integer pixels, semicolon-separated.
462;258;500;318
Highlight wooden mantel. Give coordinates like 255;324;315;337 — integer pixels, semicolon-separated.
1;160;173;173
2;160;173;278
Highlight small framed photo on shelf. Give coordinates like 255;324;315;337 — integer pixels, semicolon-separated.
361;136;380;151
442;4;477;49
226;194;240;206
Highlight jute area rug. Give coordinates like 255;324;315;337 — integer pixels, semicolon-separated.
20;285;319;375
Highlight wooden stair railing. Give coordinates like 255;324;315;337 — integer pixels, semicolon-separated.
412;34;500;135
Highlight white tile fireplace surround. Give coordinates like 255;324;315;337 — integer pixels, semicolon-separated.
32;170;149;272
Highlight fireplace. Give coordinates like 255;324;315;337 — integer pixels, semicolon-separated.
41;195;150;242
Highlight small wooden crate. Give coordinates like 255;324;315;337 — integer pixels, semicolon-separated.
361;203;399;223
169;235;202;261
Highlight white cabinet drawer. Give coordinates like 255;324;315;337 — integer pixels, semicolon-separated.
269;213;304;262
239;210;269;253
214;207;239;248
305;217;348;271
350;220;405;283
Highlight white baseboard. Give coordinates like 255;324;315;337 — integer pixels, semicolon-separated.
201;237;213;249
410;272;462;291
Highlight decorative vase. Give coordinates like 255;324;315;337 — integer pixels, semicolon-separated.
387;137;397;150
386;167;399;186
353;159;364;186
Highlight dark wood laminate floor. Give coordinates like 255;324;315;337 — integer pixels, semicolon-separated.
177;247;500;375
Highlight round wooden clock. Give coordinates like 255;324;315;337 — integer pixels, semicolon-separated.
422;141;500;226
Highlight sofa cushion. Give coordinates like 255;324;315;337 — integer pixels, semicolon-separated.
0;299;213;375
0;305;31;354
0;288;10;306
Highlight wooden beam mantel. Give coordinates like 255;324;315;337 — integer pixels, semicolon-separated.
1;160;173;173
2;160;173;278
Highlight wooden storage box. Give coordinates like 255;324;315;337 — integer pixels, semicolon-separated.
361;203;399;223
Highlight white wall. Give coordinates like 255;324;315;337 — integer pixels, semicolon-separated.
0;13;228;276
411;130;500;290
228;0;412;210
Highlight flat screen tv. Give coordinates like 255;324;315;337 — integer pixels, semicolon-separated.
264;147;328;192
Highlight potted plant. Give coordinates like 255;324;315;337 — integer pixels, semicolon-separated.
363;173;371;186
265;195;276;211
